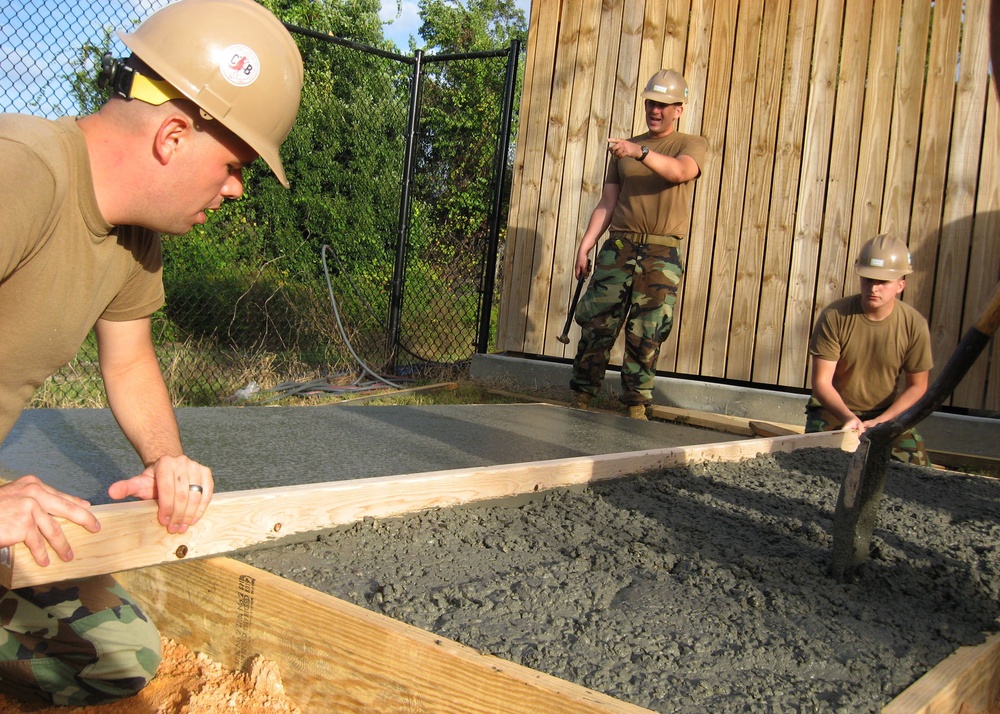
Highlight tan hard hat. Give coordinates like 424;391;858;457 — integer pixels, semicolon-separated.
641;69;689;104
855;234;913;280
118;0;304;187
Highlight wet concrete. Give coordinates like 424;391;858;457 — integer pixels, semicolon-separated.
241;447;1000;713
0;404;741;503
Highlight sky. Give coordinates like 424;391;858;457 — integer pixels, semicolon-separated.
0;0;532;117
379;0;532;50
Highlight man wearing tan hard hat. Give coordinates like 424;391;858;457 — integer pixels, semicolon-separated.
0;0;302;704
806;234;934;465
569;68;707;419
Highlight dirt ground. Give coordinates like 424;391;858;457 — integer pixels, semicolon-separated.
239;446;1000;713
0;638;300;713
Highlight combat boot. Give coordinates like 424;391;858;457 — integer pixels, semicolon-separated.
627;405;648;421
573;392;592;410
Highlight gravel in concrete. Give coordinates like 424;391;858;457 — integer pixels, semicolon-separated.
241;447;1000;713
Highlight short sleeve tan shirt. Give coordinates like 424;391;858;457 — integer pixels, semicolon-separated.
809;295;933;413
0;114;164;440
605;131;707;240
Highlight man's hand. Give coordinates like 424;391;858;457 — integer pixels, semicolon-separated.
607;137;642;160
844;416;865;434
575;247;592;279
0;476;101;567
108;454;213;534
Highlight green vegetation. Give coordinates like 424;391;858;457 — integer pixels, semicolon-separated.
41;0;527;409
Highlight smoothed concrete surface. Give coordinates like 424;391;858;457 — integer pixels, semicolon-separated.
0;403;743;504
471;353;1000;459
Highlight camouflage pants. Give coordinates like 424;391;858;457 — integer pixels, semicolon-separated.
804;398;932;467
570;237;683;406
0;574;161;706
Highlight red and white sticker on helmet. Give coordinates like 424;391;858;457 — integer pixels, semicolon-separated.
220;45;260;87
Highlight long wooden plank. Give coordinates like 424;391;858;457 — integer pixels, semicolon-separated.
776;0;844;388
881;0;930;246
116;557;651;714
647;405;805;437
907;0;962;320
525;0;582;355
752;0;817;385
0;431;857;589
674;0;729;375
931;0;989;408
496;0;560;351
701;0;760;379
548;0;604;357
849;0;900;248
812;0;868;313
961;92;1000;409
882;627;1000;714
726;0;785;382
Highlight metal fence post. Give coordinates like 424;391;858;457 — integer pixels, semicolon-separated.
387;50;424;370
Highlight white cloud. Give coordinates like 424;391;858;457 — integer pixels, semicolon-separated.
379;0;422;49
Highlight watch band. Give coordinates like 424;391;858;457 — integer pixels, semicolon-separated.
638;145;649;162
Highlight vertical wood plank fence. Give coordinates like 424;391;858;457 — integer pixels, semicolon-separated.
498;0;1000;413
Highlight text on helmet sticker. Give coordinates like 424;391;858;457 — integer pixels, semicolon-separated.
652;84;667;92
869;258;885;267
220;44;260;87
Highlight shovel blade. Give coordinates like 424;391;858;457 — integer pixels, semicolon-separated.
831;435;892;581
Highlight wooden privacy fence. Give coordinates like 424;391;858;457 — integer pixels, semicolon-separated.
498;0;1000;413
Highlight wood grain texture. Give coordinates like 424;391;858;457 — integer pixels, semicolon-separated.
117;558;652;713
497;0;998;412
0;431;856;588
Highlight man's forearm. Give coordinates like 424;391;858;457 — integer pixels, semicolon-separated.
105;357;183;466
812;385;857;425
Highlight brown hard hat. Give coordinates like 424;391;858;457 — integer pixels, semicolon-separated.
119;0;304;187
641;69;689;104
855;234;913;280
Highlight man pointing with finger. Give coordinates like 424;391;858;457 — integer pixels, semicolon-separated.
569;69;707;419
0;0;302;704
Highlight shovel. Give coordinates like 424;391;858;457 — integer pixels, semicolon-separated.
831;282;1000;582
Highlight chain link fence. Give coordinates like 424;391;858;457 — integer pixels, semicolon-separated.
2;0;520;406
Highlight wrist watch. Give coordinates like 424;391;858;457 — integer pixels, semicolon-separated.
638;145;649;162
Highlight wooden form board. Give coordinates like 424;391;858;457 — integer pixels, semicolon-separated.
882;628;1000;714
0;431;857;589
110;478;1000;714
113;557;1000;714
116;557;651;714
500;0;1000;412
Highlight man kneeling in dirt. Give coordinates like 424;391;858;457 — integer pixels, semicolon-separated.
805;234;933;466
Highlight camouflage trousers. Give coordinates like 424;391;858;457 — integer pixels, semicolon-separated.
804;398;932;467
0;574;161;706
570;236;683;406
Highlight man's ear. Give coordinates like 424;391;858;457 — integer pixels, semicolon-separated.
152;114;192;166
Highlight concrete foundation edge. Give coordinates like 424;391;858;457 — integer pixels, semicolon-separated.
470;353;1000;460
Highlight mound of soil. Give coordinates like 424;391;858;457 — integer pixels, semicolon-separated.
0;638;301;714
240;447;1000;712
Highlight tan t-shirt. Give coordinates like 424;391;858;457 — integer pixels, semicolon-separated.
0;114;164;440
809;294;933;413
606;130;707;239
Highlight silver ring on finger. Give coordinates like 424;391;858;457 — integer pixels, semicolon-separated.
189;484;204;494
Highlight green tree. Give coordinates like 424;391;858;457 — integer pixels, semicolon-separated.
392;0;525;360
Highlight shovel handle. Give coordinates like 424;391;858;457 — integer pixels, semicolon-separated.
973;282;1000;336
